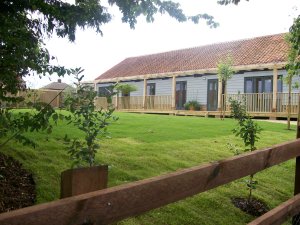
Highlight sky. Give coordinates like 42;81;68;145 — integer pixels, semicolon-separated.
25;0;300;88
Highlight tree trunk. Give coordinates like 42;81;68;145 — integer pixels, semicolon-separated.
222;82;227;120
288;81;292;130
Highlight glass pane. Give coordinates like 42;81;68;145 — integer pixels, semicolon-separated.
147;83;155;95
245;79;252;93
264;78;272;93
277;75;283;92
257;79;263;93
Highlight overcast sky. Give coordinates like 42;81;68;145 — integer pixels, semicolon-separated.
25;0;300;88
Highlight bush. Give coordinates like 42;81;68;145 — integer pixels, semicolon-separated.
184;100;201;111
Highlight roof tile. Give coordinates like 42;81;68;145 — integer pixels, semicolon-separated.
95;33;288;81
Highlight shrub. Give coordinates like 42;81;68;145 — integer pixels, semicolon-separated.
184;100;201;111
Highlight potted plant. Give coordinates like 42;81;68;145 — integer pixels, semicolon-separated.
61;68;117;198
184;100;201;111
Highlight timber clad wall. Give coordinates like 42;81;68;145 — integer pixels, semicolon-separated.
95;69;300;109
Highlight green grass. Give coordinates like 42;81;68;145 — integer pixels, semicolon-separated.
0;112;297;224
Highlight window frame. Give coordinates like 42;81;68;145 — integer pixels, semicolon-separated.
147;83;156;96
244;75;283;93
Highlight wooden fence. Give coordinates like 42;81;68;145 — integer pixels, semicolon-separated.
1;137;300;224
222;92;300;115
276;93;300;114
145;95;172;110
118;96;143;109
1;89;66;108
94;95;172;111
222;93;273;112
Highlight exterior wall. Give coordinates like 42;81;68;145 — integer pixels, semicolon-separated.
95;68;299;109
117;81;143;96
227;69;300;94
176;75;217;105
147;78;172;95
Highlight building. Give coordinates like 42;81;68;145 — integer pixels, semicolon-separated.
94;33;299;118
40;79;74;91
39;79;74;108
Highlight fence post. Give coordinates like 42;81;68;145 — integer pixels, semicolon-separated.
293;95;300;225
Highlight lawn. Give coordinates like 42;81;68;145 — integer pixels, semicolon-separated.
0;112;297;224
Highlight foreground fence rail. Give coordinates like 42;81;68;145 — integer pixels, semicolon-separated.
1;138;300;225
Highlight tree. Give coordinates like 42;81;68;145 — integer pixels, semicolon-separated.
115;83;138;96
287;17;300;130
0;0;219;102
64;68;117;167
229;97;262;203
284;34;299;130
217;56;235;119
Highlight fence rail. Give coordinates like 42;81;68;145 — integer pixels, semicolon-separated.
1;139;300;225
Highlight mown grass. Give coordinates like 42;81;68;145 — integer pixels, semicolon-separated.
0;112;297;224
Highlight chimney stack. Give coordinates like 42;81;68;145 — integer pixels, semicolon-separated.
58;79;61;83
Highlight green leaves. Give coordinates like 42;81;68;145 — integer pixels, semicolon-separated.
229;96;261;201
217;56;235;82
64;69;118;167
0;91;65;148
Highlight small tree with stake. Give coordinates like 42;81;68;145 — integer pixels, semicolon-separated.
61;68;118;198
217;56;235;119
64;68;117;167
229;97;263;210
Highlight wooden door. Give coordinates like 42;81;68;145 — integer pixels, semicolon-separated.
207;79;218;111
176;81;187;110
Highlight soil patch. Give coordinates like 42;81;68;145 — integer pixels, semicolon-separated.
0;152;36;213
232;197;269;217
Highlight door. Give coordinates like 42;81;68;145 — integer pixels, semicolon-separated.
244;76;273;112
207;79;218;111
176;81;187;109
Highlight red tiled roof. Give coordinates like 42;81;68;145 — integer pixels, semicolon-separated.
95;33;288;81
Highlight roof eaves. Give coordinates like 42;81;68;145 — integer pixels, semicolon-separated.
95;62;287;84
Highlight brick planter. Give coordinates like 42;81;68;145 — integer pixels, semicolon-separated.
60;165;108;198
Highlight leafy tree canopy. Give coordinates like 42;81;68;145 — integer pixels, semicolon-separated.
289;15;300;70
0;0;220;101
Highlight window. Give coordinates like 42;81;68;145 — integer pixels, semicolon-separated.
244;76;283;93
98;86;113;97
147;83;156;95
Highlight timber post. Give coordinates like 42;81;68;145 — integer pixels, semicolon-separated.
171;76;176;110
271;67;278;115
217;78;223;117
115;94;119;110
292;95;300;225
142;78;147;109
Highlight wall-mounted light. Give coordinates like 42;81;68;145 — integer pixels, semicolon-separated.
202;77;206;80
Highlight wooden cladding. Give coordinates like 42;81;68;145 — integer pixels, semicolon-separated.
1;139;300;225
